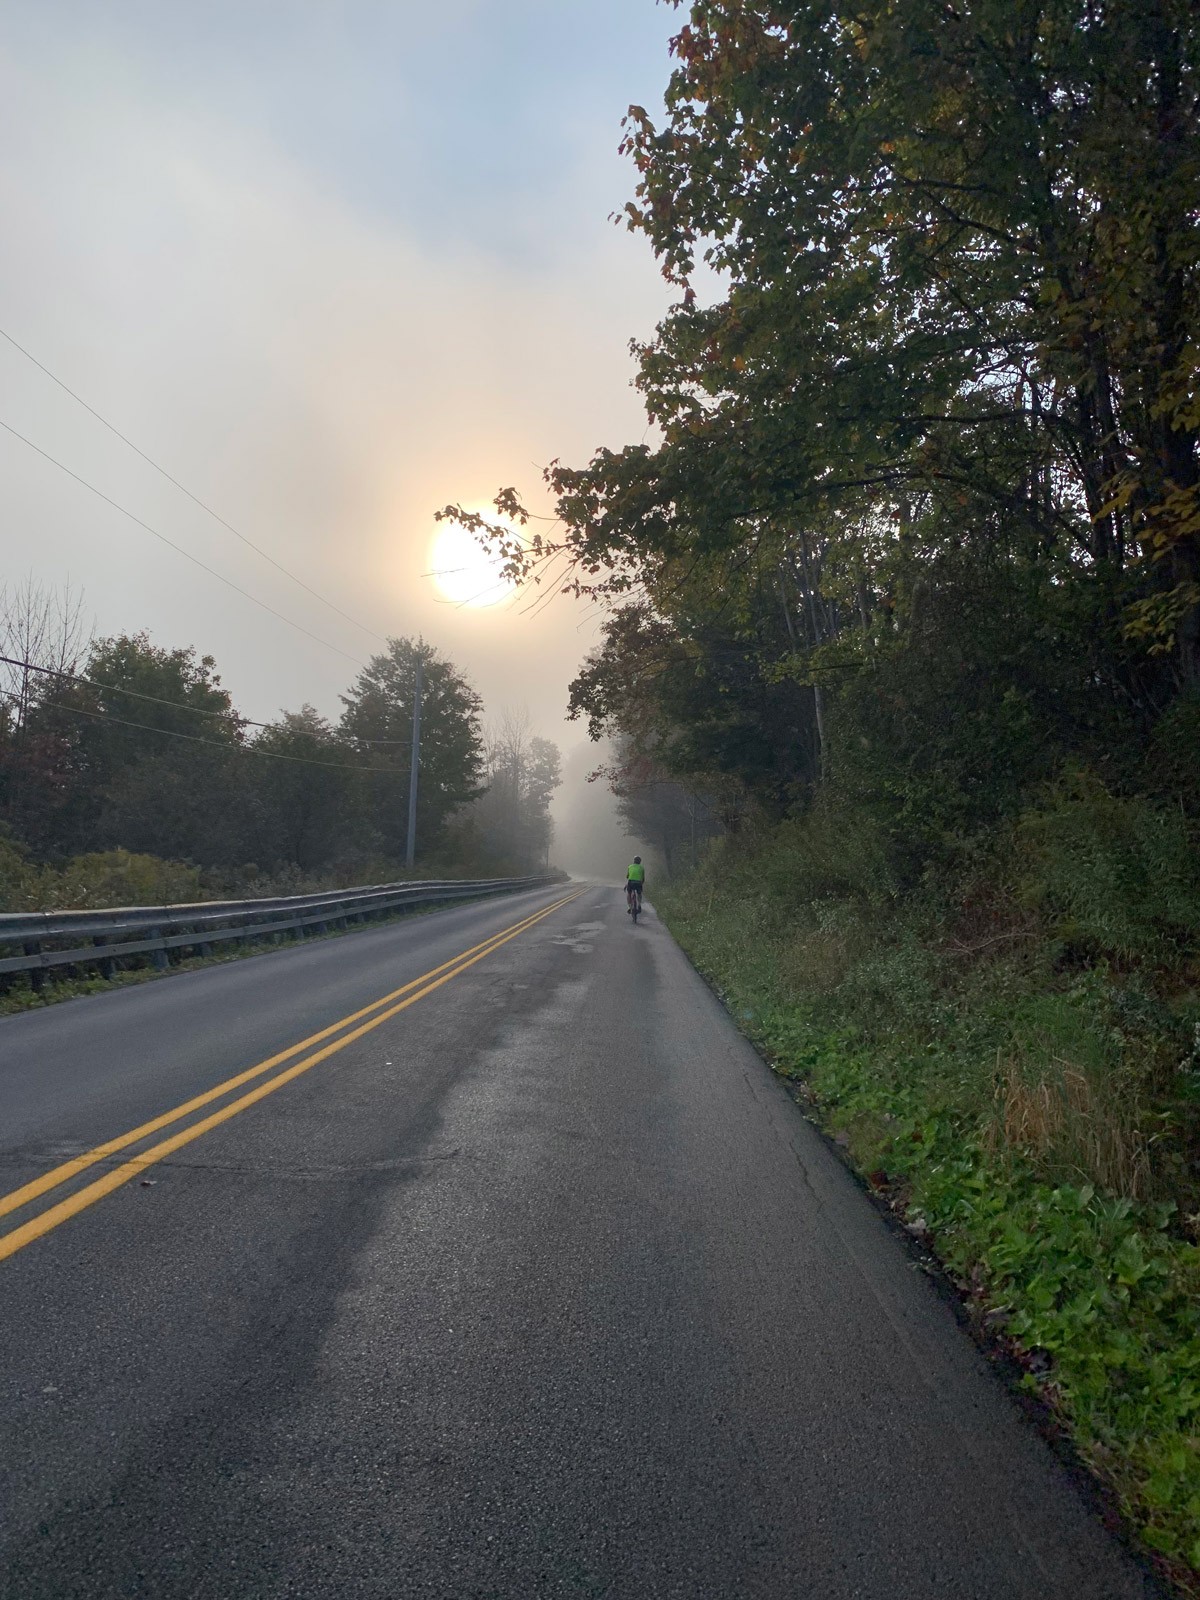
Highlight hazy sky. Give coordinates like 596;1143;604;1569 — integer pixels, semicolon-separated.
0;0;677;775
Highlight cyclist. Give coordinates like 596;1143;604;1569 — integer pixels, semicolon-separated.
625;856;645;916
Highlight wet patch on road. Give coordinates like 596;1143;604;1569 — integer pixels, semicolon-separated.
549;921;606;955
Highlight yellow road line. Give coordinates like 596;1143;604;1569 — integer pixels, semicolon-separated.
0;889;584;1250
0;889;579;1224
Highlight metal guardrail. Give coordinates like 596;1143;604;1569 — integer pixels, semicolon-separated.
0;875;562;988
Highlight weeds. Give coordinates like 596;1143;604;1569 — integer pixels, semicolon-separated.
989;1057;1158;1202
659;776;1200;1590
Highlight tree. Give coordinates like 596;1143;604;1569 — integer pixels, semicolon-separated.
466;711;562;872
435;1;1200;890
9;633;243;859
447;1;1198;689
606;737;724;877
0;578;92;850
0;575;90;730
339;638;485;862
243;707;356;874
523;737;563;868
568;590;819;814
614;1;1199;669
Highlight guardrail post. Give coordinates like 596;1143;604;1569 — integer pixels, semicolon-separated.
147;928;169;971
23;941;44;993
92;936;117;980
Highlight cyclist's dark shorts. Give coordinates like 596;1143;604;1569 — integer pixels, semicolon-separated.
626;880;644;894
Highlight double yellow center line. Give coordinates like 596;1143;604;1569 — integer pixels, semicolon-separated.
0;888;584;1265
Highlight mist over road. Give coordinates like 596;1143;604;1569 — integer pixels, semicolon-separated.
0;885;1156;1598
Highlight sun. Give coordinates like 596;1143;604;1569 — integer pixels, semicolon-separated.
428;518;515;607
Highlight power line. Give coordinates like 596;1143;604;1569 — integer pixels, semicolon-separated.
0;653;412;746
0;415;366;667
0;652;260;725
14;697;410;775
0;326;390;646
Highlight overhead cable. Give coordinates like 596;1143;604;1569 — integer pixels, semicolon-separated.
0;325;389;645
0;654;411;746
0;416;366;667
19;698;410;776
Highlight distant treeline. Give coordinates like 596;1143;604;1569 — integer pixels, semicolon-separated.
0;581;560;908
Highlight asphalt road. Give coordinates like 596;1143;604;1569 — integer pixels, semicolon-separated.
0;883;1159;1599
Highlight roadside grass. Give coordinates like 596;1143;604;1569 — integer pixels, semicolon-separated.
658;784;1200;1595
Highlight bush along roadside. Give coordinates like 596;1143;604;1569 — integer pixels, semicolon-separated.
657;800;1200;1596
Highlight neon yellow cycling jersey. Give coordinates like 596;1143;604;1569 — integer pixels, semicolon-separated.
626;862;645;884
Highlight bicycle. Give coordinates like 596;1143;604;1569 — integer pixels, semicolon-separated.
627;884;643;924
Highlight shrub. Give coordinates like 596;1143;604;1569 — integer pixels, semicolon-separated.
45;850;203;910
0;831;40;912
758;801;898;910
1017;773;1200;965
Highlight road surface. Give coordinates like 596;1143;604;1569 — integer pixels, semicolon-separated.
0;883;1158;1598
